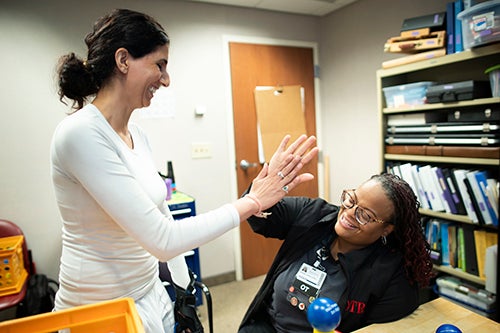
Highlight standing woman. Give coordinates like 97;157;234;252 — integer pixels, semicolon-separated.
52;8;318;333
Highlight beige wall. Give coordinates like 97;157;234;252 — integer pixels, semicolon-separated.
0;0;448;282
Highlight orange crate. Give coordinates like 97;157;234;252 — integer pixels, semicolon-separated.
0;235;27;297
0;297;145;333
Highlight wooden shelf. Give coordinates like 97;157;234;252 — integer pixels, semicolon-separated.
377;43;500;78
433;265;486;286
378;42;499;321
384;154;500;166
383;97;500;114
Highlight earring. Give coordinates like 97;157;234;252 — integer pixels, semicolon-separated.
381;235;387;245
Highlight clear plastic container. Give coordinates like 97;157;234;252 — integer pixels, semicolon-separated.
382;81;435;108
457;0;500;49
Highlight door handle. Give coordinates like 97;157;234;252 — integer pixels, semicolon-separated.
239;160;259;171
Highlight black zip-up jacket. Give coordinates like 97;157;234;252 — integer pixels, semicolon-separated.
239;196;419;333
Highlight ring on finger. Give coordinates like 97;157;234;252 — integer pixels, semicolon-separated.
277;171;285;179
282;185;289;193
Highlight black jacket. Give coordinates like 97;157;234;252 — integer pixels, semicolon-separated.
239;196;419;333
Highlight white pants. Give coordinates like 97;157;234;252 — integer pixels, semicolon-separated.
135;278;175;333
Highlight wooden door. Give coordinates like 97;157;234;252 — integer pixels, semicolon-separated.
229;42;318;279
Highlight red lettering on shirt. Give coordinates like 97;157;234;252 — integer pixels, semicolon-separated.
346;300;366;314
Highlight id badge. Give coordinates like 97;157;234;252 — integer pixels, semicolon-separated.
287;263;327;310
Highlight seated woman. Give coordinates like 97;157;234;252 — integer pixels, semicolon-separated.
238;173;433;333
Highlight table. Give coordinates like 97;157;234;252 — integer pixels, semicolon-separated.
352;297;499;333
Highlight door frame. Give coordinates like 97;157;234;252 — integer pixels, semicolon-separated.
222;35;324;280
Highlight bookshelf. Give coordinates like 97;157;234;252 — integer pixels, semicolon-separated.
377;42;500;320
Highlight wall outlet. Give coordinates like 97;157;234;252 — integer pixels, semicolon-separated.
191;143;212;159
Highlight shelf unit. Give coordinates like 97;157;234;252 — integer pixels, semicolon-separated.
377;43;500;320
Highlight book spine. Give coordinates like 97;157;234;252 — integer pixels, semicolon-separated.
453;169;479;223
444;168;467;215
435;167;458;214
454;0;464;52
463;224;479;276
473;229;487;279
466;171;493;225
475;171;499;226
463;174;487;225
446;1;455;54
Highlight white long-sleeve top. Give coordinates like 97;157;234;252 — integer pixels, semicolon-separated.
50;104;239;308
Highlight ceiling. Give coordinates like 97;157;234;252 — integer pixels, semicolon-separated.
184;0;359;16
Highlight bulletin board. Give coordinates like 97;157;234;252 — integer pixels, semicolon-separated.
254;85;307;162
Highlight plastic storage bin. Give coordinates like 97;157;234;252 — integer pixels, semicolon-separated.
0;297;145;333
382;81;435;108
0;235;28;297
485;64;500;97
457;0;500;49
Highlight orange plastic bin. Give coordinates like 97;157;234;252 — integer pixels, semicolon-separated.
0;297;144;333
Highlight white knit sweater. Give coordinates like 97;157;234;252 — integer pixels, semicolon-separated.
50;104;239;309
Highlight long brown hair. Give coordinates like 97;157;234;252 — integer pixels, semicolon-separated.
372;173;433;287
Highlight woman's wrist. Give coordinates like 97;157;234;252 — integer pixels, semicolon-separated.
244;193;272;218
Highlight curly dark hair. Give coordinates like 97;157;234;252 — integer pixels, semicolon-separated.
371;173;433;287
56;8;169;110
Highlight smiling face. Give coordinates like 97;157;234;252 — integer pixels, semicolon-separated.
125;44;170;109
334;179;395;252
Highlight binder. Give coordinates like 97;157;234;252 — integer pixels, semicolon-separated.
462;224;479;276
453;169;479;223
448;224;458;267
440;221;453;266
457;226;466;270
399;163;426;208
443;168;467;215
427;219;442;264
465;171;493;225
419;165;446;212
412;164;431;209
475;171;499;226
474;229;488;279
446;1;455;54
454;0;464;52
435;167;458;214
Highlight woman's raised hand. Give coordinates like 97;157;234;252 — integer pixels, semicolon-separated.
248;134;318;212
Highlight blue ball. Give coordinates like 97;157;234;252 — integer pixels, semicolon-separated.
436;324;462;333
307;297;341;331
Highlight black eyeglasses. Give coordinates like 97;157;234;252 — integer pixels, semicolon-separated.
340;189;385;225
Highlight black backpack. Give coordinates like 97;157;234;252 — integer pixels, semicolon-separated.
16;274;59;318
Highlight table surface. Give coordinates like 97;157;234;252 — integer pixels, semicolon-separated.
351;297;499;333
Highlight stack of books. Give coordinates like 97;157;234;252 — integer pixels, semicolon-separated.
382;1;466;69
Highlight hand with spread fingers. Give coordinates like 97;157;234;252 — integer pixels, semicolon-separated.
243;134;318;217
